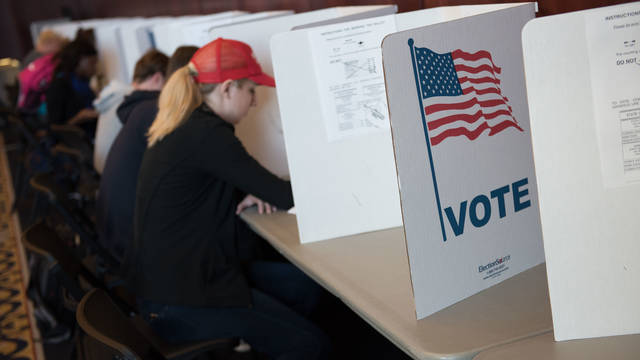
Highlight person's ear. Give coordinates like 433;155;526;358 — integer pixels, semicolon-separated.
152;72;164;86
220;79;234;97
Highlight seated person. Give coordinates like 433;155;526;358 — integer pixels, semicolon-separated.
92;80;132;174
124;38;330;360
20;29;67;70
96;50;171;261
93;50;169;174
45;38;99;133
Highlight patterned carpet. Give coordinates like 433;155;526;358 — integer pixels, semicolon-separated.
0;135;43;360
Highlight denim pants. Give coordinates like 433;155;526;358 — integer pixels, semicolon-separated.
138;262;331;360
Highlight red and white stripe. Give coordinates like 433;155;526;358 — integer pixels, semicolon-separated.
425;50;522;146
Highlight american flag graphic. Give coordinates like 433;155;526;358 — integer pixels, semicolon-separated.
414;47;523;146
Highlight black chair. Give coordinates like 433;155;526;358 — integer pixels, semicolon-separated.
5;111;47;217
29;172;120;269
23;220;103;301
26;221;237;359
23;220;110;344
22;220;135;314
77;289;235;360
49;124;95;168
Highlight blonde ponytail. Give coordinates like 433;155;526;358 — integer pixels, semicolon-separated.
147;65;202;147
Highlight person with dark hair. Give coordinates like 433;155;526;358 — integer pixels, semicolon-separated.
166;45;198;78
95;49;171;261
74;28;96;46
93;50;169;173
45;38;99;128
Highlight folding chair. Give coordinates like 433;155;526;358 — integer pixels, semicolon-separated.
77;289;236;360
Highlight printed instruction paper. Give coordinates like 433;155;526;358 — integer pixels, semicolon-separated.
308;16;397;142
586;3;640;188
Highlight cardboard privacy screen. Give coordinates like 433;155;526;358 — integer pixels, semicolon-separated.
382;3;544;319
272;4;530;243
523;2;640;341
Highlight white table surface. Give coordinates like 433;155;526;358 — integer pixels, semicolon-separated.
473;332;640;359
240;210;553;360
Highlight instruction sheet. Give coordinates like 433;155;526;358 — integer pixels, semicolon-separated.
308;16;397;142
586;3;640;188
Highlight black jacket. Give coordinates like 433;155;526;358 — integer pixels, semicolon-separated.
124;103;293;307
46;74;95;125
96;90;160;261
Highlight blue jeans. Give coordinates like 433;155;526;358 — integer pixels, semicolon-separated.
138;262;331;360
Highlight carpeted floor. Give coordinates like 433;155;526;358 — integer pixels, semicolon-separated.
0;135;43;360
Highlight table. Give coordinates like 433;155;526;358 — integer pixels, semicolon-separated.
472;332;640;359
240;210;553;360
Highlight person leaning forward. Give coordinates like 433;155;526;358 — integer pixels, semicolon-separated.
124;38;331;360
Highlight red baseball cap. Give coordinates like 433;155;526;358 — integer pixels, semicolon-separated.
190;38;275;87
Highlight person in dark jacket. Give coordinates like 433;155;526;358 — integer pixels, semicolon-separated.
124;38;330;360
45;38;99;129
96;50;169;261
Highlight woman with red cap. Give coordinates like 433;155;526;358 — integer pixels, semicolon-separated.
123;38;331;359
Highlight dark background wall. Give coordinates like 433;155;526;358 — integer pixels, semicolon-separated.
1;0;633;59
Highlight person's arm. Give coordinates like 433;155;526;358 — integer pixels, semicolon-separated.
68;108;99;125
46;79;98;125
199;125;293;210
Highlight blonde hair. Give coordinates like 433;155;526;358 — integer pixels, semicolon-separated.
36;30;67;53
147;64;215;147
147;63;249;147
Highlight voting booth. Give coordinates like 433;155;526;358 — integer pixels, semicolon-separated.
179;11;293;49
272;3;537;244
118;17;172;82
523;2;640;341
151;12;243;56
151;11;295;56
382;3;543;319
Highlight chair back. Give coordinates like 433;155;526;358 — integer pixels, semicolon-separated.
76;288;166;360
29;172;121;269
23;220;102;300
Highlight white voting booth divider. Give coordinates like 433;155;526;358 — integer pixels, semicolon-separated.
271;3;535;244
94;21;137;83
152;12;244;56
210;5;397;178
382;3;543;319
523;2;640;341
118;17;172;83
179;11;293;48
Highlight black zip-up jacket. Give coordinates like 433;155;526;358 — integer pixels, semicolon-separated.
96;90;160;261
124;103;293;307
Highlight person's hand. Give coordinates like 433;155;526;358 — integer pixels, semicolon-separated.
69;108;99;124
236;194;277;215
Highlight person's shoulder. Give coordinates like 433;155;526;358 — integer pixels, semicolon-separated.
189;104;230;131
48;75;67;86
134;97;159;115
122;103;157;138
46;76;70;98
94;80;132;113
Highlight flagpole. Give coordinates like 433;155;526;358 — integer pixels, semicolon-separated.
408;38;447;242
